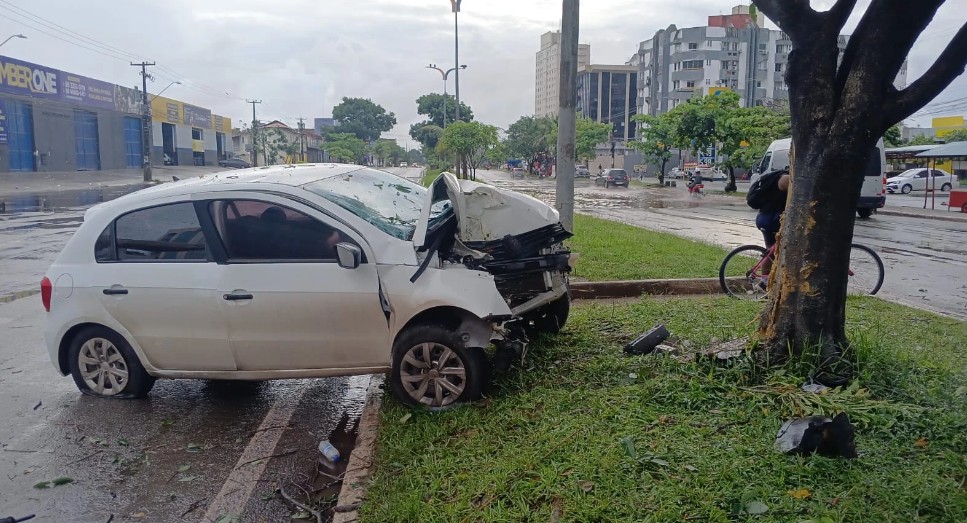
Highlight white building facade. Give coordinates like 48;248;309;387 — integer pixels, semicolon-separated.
535;31;591;118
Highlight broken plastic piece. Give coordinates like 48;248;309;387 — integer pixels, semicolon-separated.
624;324;670;355
775;413;857;458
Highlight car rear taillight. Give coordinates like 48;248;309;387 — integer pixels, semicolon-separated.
882;176;887;195
41;277;52;312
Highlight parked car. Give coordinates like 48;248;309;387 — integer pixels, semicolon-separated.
511;167;526;178
594;169;629;188
400;162;408;168
163;153;175;166
669;167;685;179
41;166;572;409
218;158;251;169
886;168;954;194
575;165;590;178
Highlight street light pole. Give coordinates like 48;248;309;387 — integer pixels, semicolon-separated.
450;1;462;122
131;61;156;182
0;33;26;48
149;81;181;102
426;64;467;129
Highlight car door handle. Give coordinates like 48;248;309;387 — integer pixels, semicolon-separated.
102;288;128;295
223;293;254;301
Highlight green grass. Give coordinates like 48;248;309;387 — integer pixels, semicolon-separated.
421;168;442;187
959;179;966;187
568;214;734;281
363;297;967;522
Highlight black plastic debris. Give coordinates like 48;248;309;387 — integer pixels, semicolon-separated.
624;324;670;355
775;413;857;458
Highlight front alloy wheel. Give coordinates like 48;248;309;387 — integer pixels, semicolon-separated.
390;325;487;409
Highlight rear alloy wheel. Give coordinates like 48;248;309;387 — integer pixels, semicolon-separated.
901;184;912;194
68;326;154;398
940;183;951;192
390;325;488;409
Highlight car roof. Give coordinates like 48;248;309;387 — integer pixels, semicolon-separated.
85;163;376;215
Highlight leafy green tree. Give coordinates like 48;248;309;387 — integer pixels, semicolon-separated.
718;106;791;190
439;121;499;180
575;119;612;163
629;112;679;184
412;93;474;130
331;97;397;142
884;124;904;148
324;132;367;164
942;128;967;142
485;140;509;169
505;116;555;173
907;134;937;145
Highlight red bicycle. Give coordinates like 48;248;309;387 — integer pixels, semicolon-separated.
719;242;884;299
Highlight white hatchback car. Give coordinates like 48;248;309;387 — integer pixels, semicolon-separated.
42;165;572;409
886;168;954;194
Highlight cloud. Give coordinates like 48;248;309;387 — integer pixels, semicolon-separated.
3;0;962;143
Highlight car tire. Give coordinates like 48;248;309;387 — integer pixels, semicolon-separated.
941;183;952;192
857;208;873;219
901;184;912;194
524;292;571;336
67;326;155;399
390;324;488;410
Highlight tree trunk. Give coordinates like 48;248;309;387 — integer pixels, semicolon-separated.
725;166;737;192
658;159;666;185
757;35;878;382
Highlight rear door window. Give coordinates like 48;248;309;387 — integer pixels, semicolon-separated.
863;146;881;177
114;202;210;262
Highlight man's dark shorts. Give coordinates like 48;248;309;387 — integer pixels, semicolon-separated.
756;210;782;247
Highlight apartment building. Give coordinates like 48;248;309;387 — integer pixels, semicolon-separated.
535;31;591;118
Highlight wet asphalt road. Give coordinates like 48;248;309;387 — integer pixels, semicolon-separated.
474;169;967;320
0;166;424;522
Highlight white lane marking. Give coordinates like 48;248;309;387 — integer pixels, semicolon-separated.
200;386;306;522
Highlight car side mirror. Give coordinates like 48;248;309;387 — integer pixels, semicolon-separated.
335;243;362;270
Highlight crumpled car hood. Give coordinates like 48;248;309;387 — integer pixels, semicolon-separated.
413;172;563;249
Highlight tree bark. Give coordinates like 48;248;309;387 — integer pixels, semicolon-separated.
658;159;666;186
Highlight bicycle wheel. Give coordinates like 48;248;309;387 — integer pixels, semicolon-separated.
719;245;769;299
847;243;884;296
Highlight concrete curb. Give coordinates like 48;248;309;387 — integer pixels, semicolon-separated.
332;375;384;523
570;277;735;299
878;208;967;223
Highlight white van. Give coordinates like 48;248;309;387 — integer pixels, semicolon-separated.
753;138;886;218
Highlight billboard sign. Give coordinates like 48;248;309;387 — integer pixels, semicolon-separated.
0;56;60;99
60;72;116;110
183;103;212;128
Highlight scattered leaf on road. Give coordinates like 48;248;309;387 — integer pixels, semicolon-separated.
177;475;197;483
131;512;147;519
213;515;238;523
577;480;594;492
399;413;412;424
51;477;74;486
914;437;929;448
788;488;811;500
745;500;769;514
291;511;313;520
187;443;205;452
161;419;175;427
33;481;50;489
177;464;191;473
117;438;129;446
260;491;275;501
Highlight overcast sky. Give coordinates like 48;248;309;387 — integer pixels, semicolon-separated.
2;0;964;143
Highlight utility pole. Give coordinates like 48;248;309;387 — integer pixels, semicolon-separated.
131;61;155;182
555;0;579;232
247;100;261;166
297;117;306;162
451;0;462;122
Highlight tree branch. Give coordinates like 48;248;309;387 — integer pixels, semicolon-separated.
752;0;816;38
823;0;859;31
887;21;967;124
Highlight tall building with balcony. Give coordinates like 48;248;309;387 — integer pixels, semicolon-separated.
535;31;591;118
576;65;638;142
632;4;907;118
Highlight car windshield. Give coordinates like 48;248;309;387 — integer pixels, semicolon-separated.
303;168;427;241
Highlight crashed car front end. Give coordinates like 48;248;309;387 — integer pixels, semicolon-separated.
411;172;573;364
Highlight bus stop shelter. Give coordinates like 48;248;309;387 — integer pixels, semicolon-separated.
915;141;967;212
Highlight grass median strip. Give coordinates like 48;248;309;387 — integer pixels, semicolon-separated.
421;169;442;187
568;214;734;281
363;296;967;522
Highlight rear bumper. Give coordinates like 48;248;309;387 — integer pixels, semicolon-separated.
858;195;886;209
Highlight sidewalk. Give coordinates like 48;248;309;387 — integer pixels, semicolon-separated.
878;205;967;222
0;165;223;198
